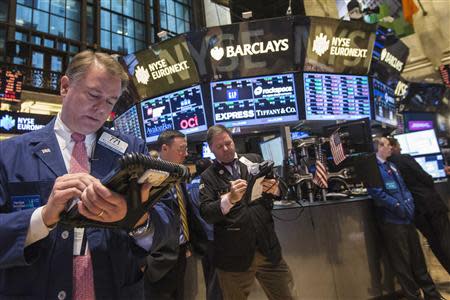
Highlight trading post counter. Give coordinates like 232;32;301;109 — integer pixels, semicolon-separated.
267;196;398;300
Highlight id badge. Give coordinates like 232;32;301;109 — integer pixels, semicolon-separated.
11;195;41;211
385;180;398;191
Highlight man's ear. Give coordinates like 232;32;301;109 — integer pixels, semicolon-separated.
60;75;70;97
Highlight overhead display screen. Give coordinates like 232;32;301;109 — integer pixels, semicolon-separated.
140;85;207;143
414;154;446;180
303;73;371;121
210;73;299;127
0;69;24;102
113;105;143;140
395;129;441;157
373;78;397;126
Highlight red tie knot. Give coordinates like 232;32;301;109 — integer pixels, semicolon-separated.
71;133;86;143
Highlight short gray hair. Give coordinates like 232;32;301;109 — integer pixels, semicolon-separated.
65;50;129;92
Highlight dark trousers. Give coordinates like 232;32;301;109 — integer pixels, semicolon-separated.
201;242;223;300
144;244;187;300
378;223;441;300
415;211;450;275
216;252;296;300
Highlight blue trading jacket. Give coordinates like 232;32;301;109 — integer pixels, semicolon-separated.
367;159;415;224
0;119;153;300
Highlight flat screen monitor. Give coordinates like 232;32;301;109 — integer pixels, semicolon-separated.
291;131;310;140
395;129;440;157
324;118;374;155
260;136;284;167
402;82;446;112
0;69;23;102
113;105;143;139
372;78;397;126
210;73;299;128
414;154;446;180
303;73;371;121
140;85;208;143
202;142;215;159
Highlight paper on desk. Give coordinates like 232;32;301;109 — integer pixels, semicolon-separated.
251;177;265;202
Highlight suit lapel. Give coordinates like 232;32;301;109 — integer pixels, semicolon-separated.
30;120;67;177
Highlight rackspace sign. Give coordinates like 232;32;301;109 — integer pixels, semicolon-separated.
0;111;54;135
306;17;376;74
187;17;295;80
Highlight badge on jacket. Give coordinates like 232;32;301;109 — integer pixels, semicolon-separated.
11;195;41;211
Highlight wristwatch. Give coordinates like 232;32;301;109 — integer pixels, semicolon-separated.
129;215;151;237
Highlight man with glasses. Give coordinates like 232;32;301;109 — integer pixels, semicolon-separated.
144;130;207;300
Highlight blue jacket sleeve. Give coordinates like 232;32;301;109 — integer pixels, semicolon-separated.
367;187;406;219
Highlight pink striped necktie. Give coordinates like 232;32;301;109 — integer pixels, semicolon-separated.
70;132;96;300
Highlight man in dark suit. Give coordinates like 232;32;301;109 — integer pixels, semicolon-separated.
144;130;207;300
199;125;296;300
388;137;450;274
0;50;160;299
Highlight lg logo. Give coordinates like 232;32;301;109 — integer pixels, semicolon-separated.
179;116;198;129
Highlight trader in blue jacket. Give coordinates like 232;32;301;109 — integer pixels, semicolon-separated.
368;137;442;300
0;50;159;299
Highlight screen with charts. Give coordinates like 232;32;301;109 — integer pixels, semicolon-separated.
395;129;440;157
140;85;207;143
202;142;216;159
210;73;299;128
372;78;397;126
260;137;284;167
414;154;446;180
113;105;143;140
303;73;371;120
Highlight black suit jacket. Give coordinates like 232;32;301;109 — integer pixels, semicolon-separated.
388;154;448;215
199;153;282;272
145;183;208;282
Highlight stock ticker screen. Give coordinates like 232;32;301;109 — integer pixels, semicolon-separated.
113;105;143;140
303;73;371;120
210;73;299;128
0;69;24;102
140;85;207;143
373;78;397;127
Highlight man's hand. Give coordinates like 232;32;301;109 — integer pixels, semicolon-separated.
78;181;152;226
261;178;280;196
229;179;247;204
42;173;98;227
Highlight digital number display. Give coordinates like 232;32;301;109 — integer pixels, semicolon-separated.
304;73;371;120
113;105;143;140
210;73;299;127
140;85;207;143
0;70;24;102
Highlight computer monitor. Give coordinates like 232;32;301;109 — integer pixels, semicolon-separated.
113;104;143;139
414;154;446;180
260;136;284;167
210;73;299;128
140;85;208;143
291;131;310;140
394;129;440;157
402;82;446;112
202;142;216;159
324;118;374;155
303;73;371;121
372;78;397;126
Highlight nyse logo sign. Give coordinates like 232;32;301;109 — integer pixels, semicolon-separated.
209;39;290;62
312;33;368;58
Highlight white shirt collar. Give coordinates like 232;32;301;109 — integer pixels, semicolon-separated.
54;113;97;151
376;154;387;164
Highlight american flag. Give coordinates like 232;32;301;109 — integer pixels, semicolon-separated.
330;129;347;165
313;160;328;188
